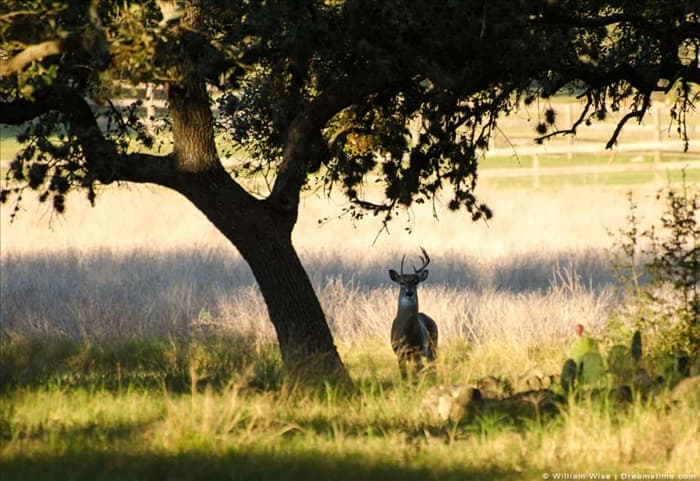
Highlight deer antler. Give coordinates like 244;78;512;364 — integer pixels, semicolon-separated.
413;247;430;273
399;254;406;276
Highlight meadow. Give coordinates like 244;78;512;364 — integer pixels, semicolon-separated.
2;168;699;480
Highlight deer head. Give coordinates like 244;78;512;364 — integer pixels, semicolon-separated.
389;247;430;308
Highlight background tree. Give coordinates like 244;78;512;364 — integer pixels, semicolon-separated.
1;0;698;384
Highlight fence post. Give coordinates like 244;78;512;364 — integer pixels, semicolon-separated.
145;83;155;127
654;105;662;183
532;152;540;188
566;103;574;163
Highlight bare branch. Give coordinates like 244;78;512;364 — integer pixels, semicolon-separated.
605;105;650;150
535;92;593;143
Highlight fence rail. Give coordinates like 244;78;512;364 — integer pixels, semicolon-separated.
481;102;699;186
8;89;698;187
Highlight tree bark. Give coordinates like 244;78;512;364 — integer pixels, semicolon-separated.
162;71;351;386
231;212;351;386
172;168;351;387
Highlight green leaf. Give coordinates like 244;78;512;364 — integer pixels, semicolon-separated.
569;336;598;364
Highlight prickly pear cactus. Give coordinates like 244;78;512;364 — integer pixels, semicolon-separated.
562;324;606;388
580;351;606;385
561;358;577;392
662;355;688;387
631;330;642;363
569;324;599;364
608;344;634;382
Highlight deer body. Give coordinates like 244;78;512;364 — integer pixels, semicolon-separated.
389;248;438;376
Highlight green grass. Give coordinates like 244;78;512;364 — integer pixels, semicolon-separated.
481;166;700;189
480;152;700;170
1;336;698;481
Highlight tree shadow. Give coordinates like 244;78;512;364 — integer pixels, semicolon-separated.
1;444;524;481
1;247;615;341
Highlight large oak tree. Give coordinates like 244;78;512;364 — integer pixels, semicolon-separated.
1;0;698;384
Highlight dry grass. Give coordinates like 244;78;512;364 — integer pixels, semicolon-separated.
0;182;667;370
2;181;699;481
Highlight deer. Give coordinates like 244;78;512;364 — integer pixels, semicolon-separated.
389;247;438;377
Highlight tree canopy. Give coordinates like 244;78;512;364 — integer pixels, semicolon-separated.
1;0;698;383
2;0;698;220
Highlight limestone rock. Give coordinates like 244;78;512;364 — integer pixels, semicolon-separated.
513;368;553;393
422;384;482;422
476;375;512;399
670;376;700;405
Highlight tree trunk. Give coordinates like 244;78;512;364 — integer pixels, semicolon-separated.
164;70;351;387
236;224;351;386
174;168;351;387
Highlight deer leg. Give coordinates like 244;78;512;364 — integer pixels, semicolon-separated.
413;352;424;373
398;357;408;378
426;340;437;362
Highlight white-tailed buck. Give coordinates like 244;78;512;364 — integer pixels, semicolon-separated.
389;247;438;377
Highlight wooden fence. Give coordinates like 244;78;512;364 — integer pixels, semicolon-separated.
481;103;699;187
111;90;700;187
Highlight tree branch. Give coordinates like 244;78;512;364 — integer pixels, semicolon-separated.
0;90;179;187
0;37;78;78
535;92;593;143
605;96;651;149
535;10;644;28
268;65;400;214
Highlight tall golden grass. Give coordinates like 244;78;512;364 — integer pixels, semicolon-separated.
0;182;668;372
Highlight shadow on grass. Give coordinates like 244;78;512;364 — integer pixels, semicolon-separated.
1;418;158;447
0;247;615;338
1;446;523;481
0;336;283;393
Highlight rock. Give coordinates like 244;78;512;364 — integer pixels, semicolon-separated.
670;376;700;405
422;384;482;422
476;375;512;399
484;389;561;418
513;369;552;393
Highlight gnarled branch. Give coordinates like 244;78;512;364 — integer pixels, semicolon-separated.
0;37;77;78
0;90;178;187
268;65;400;215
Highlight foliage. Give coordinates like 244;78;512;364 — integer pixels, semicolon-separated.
609;174;700;359
1;0;699;223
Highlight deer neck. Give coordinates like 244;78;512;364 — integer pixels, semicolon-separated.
396;295;419;323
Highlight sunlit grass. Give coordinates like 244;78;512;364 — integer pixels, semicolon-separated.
2;172;699;480
2;337;698;481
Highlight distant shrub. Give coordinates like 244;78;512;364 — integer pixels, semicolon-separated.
609;174;699;362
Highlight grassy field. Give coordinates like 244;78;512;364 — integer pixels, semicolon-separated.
2;177;699;480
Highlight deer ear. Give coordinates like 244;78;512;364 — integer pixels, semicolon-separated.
418;270;429;282
389;269;401;282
